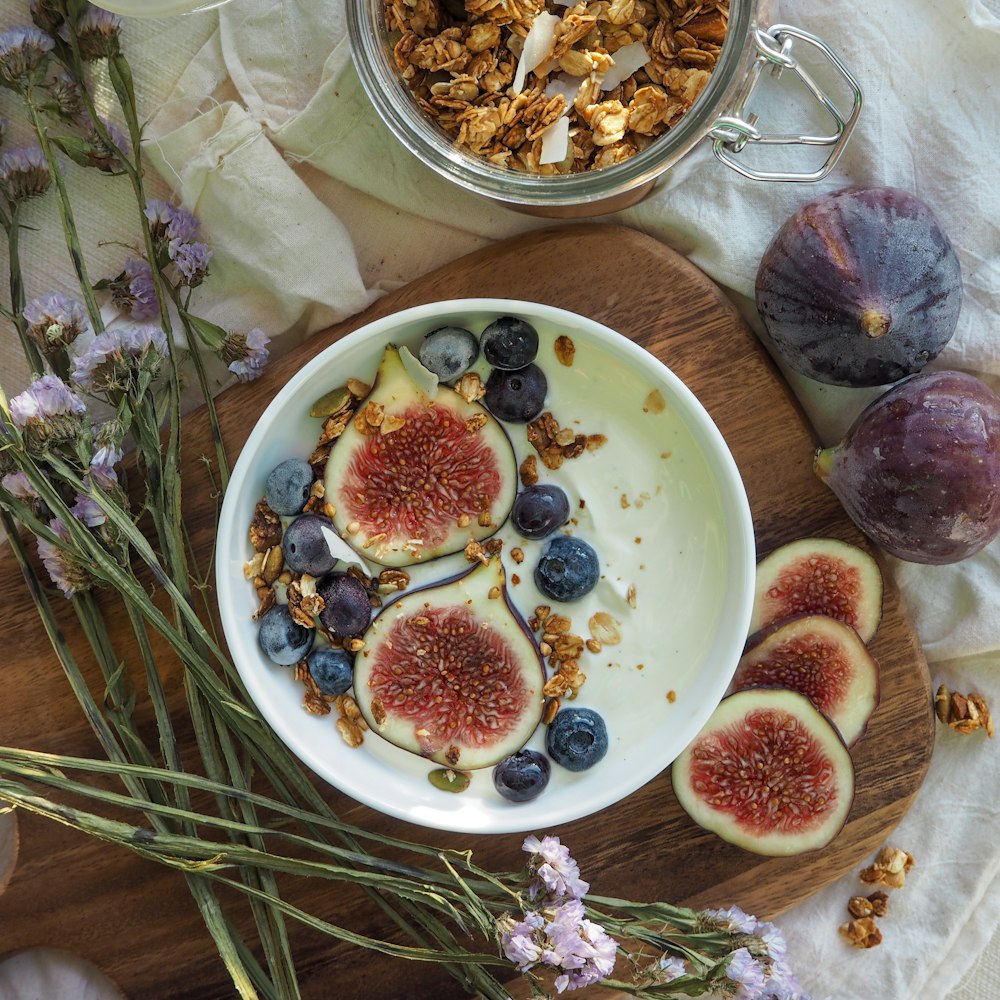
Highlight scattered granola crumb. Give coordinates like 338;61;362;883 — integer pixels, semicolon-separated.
848;892;889;919
660;451;672;460
860;847;915;889
620;493;630;509
249;499;283;552
464;539;489;565
626;584;637;608
667;689;676;703
935;683;994;737
511;546;525;564
839;916;882;949
511;573;521;585
554;335;576;366
519;454;539;487
643;388;666;414
588;612;622;646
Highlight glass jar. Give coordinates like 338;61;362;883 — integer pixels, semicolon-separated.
347;0;863;218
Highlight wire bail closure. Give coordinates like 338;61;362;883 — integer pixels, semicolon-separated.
709;24;864;182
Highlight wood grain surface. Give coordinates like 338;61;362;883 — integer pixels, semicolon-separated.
0;225;935;999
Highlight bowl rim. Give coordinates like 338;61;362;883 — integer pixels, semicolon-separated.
215;297;757;833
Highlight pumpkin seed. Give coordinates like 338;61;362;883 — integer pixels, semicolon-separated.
427;768;471;793
309;386;352;418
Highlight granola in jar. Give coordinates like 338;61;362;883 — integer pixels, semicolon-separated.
387;0;729;172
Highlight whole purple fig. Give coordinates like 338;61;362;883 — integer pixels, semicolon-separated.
814;371;1000;564
756;187;962;387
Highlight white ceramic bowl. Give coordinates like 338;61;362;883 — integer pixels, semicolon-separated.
216;299;755;834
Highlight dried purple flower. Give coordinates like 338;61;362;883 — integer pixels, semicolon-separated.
657;955;686;983
46;67;85;121
0;145;51;201
9;374;87;450
89;443;123;490
0;26;54;89
30;0;64;35
71;493;106;527
500;899;616;994
1;470;42;503
71;324;168;393
24;292;89;357
65;6;122;61
224;328;270;382
171;240;211;286
144;198;200;245
110;257;158;320
702;905;760;935
36;517;94;598
522;835;589;902
84;116;129;173
726;947;766;1000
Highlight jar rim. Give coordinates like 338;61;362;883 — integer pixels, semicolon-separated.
347;0;756;208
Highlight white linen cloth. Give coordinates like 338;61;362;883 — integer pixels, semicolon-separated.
1;0;998;997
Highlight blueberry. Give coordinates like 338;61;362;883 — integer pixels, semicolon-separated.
480;316;539;370
318;572;372;637
546;707;608;772
307;645;354;697
283;514;338;576
534;535;600;602
418;326;479;381
493;749;551;802
258;604;314;665
484;364;547;423
511;484;570;540
265;458;314;515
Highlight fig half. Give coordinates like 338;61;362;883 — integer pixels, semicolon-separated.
756;186;962;387
730;614;879;746
354;558;544;769
325;345;518;566
815;371;1000;564
671;688;856;857
749;537;883;643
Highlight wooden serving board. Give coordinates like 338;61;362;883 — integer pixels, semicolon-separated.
0;226;934;999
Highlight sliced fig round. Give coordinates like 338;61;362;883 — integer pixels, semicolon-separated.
325;345;518;567
815;371;1000;565
671;688;856;856
756;186;962;387
354;558;544;769
749;537;882;643
730;615;879;746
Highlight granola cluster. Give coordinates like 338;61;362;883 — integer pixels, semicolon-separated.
934;683;994;738
839;847;914;950
387;0;728;172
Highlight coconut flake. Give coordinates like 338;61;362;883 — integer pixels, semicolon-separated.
544;73;583;107
321;524;373;574
599;42;650;91
539;116;571;165
511;12;561;93
398;344;438;399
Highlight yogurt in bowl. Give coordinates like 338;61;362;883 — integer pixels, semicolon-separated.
215;298;755;834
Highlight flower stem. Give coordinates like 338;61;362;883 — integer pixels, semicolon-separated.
22;93;104;335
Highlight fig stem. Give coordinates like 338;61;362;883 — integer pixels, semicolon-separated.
860;308;891;339
814;448;835;482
